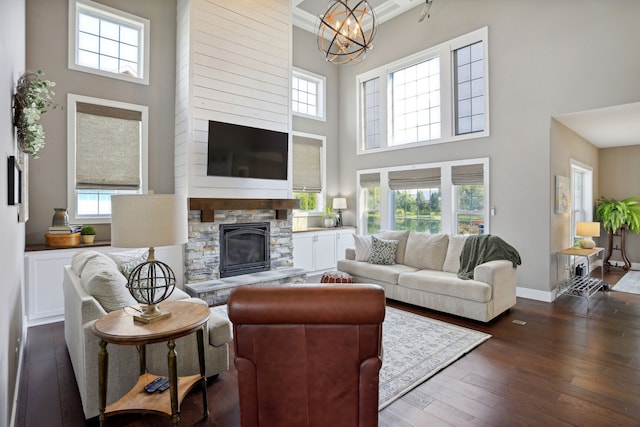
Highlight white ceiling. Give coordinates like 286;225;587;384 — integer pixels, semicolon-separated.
293;1;640;150
293;0;426;34
554;102;640;148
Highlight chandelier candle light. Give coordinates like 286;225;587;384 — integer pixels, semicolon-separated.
317;0;377;65
111;194;188;323
576;221;600;249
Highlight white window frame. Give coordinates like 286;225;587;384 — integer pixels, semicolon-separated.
67;93;149;223
357;158;489;234
68;0;150;85
356;27;489;155
292;131;327;217
570;160;594;241
292;68;326;121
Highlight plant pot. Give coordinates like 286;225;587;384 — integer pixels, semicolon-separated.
81;235;95;244
324;218;335;228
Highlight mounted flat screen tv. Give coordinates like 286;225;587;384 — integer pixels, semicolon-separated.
206;120;289;180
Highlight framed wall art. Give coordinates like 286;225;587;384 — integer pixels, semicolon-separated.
555;175;570;214
7;155;22;206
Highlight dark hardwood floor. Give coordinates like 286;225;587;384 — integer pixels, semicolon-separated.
16;270;640;426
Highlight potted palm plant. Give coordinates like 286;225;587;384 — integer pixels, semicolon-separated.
595;196;640;271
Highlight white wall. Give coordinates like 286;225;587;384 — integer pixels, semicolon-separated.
176;0;292;199
329;0;640;296
0;2;26;426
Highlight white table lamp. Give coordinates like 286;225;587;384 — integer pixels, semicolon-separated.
576;222;600;249
111;194;188;323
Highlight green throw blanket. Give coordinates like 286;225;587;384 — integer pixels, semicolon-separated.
458;235;522;280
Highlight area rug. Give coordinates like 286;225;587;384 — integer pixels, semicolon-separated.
612;270;640;295
211;304;490;410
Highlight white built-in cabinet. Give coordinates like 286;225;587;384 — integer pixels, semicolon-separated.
24;245;182;327
293;228;355;275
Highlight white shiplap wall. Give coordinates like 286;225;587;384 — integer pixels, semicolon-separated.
175;0;292;198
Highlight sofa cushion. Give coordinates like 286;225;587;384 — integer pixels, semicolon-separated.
378;230;410;264
71;250;108;277
403;232;449;271
79;252;138;312
442;234;468;273
353;234;372;261
338;259;419;284
369;236;398;265
398;270;492;303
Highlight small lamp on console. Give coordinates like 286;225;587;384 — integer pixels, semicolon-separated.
332;197;347;228
576;221;600;249
111;194;188;323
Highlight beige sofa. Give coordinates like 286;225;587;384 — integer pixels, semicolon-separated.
63;250;233;419
337;231;518;322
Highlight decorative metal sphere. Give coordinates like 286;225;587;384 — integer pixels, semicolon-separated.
317;0;377;65
126;260;176;305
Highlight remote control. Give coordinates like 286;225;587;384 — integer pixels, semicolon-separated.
144;377;168;393
157;380;170;392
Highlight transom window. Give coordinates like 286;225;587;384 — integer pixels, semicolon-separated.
357;27;489;154
292;68;326;121
69;0;150;84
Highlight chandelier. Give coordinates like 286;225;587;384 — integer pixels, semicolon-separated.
317;0;377;65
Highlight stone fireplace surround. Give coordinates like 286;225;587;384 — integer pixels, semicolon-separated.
184;198;307;305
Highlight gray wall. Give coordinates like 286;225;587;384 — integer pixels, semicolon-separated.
292;26;341;228
328;0;640;295
1;1;26;425
25;0;177;245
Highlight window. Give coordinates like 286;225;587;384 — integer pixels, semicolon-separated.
454;41;485;135
292;68;325;121
571;161;593;241
357;27;488;153
67;94;148;223
360;173;381;234
292;133;326;215
452;164;485;234
389;168;442;233
69;0;150;84
358;159;489;235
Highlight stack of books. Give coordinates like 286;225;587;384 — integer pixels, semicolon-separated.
48;224;83;234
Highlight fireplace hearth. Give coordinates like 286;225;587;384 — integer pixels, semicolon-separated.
219;222;270;278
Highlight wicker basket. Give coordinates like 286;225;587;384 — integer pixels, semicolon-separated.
45;233;80;248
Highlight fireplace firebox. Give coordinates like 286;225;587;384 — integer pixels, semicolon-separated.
219;222;270;278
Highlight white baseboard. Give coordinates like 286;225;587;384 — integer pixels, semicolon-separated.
10;315;28;427
516;286;555;302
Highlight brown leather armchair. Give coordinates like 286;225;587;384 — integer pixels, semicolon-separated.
228;284;385;427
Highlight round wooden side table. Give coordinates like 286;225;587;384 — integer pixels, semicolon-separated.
92;301;210;426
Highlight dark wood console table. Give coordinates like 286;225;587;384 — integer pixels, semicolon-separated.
605;225;631;271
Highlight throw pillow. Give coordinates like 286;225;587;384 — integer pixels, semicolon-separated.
353;234;373;261
377;230;410;264
80;254;137;312
442;234;468;273
107;249;149;278
369;236;399;265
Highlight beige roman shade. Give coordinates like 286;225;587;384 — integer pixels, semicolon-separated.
388;167;441;190
75;102;142;189
451;164;484;185
359;172;380;188
292;136;322;193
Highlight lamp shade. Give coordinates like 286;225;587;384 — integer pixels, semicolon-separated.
111;194;188;248
576;222;601;237
332;197;347;210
